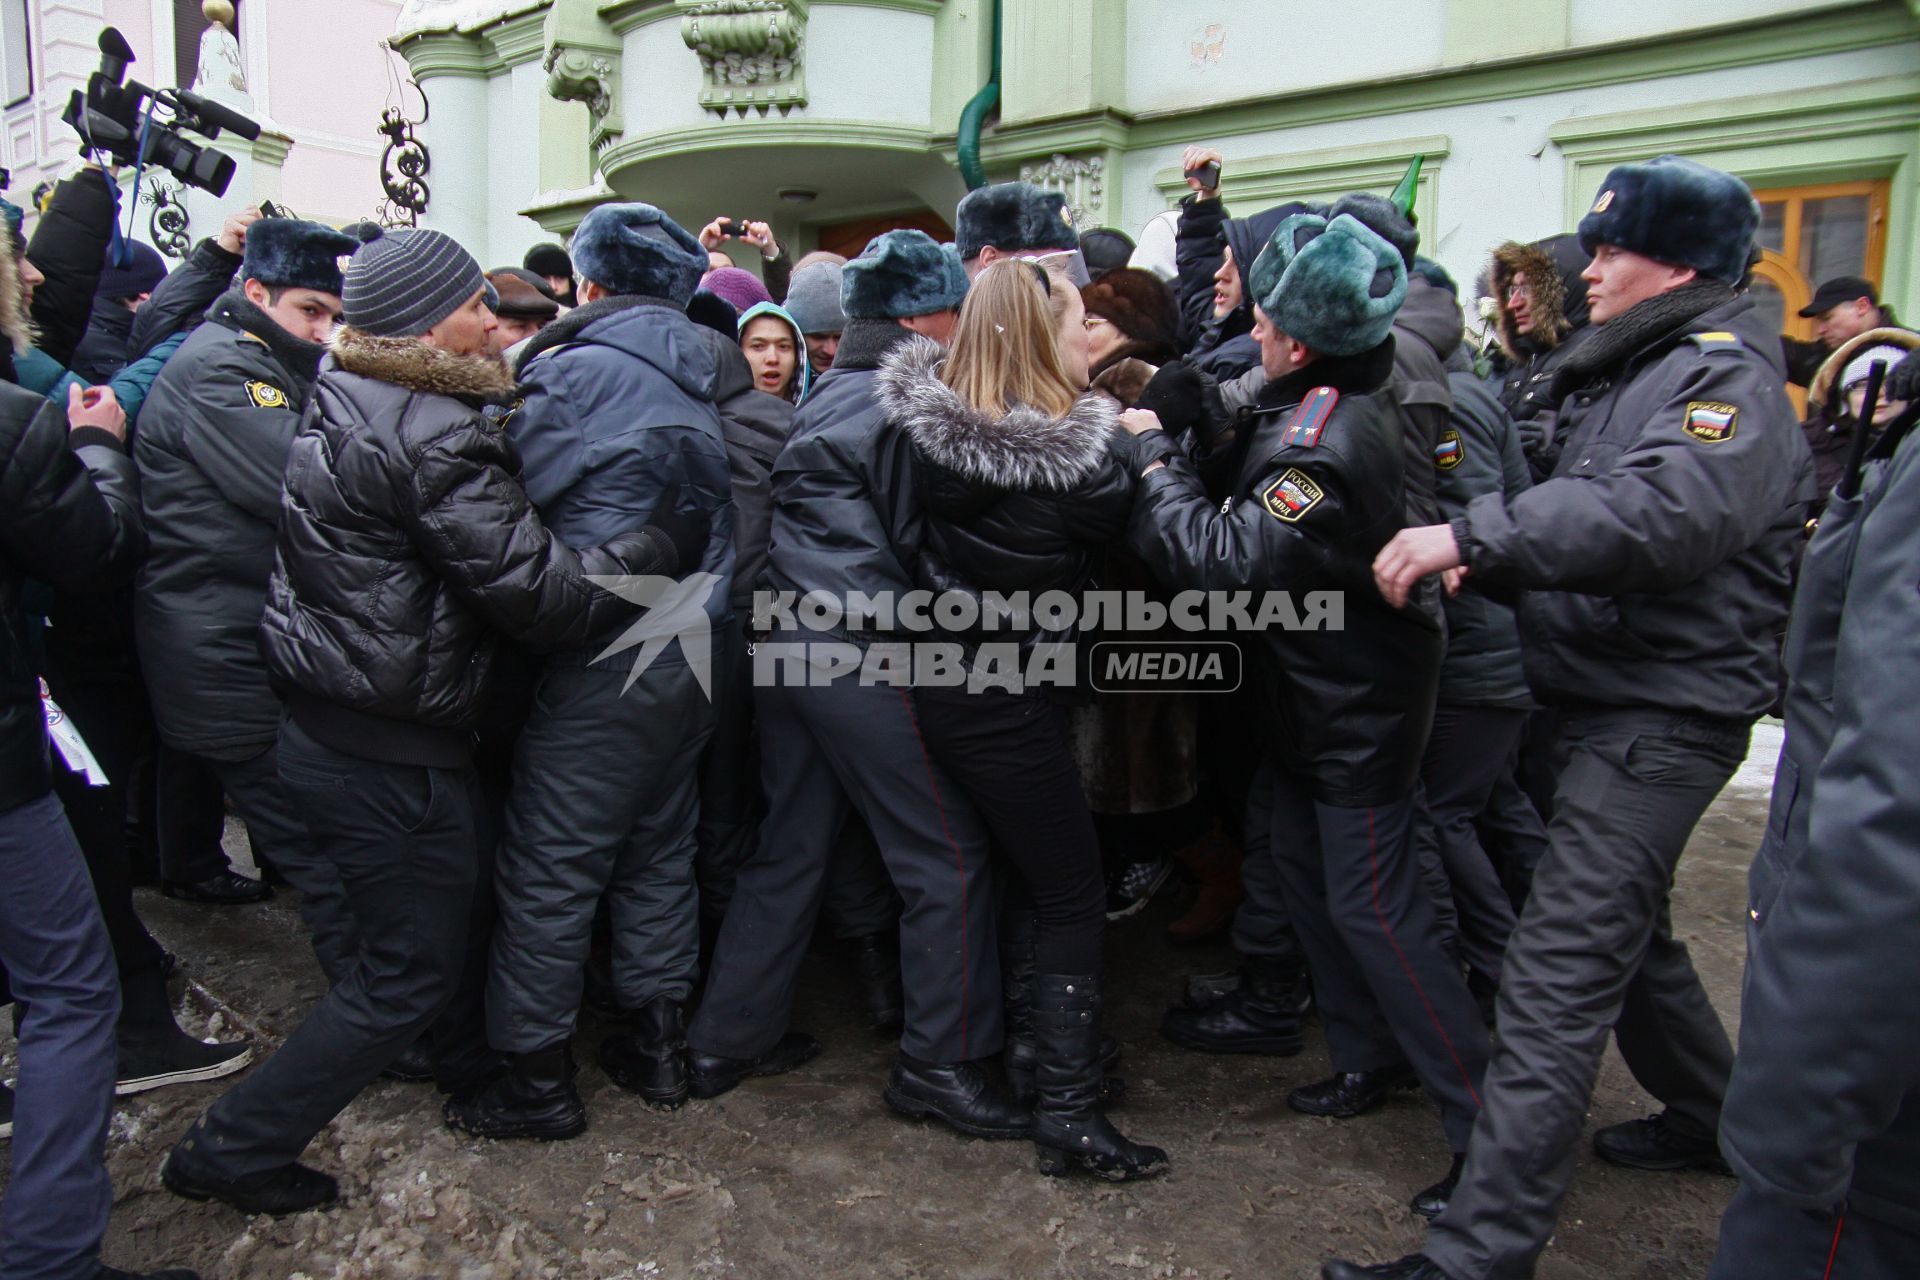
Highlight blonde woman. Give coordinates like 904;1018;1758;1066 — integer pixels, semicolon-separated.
875;260;1166;1181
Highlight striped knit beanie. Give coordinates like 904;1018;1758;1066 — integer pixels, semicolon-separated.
343;226;489;337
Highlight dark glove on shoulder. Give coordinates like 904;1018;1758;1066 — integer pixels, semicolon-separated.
641;481;713;575
1135;359;1226;441
1885;349;1920;405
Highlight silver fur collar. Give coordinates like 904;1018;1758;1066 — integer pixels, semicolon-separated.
877;335;1118;492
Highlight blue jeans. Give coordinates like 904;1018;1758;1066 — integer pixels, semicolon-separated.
0;791;119;1280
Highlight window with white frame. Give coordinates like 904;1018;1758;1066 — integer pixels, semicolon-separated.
3;0;32;109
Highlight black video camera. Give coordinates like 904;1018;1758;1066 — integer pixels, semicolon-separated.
61;27;261;198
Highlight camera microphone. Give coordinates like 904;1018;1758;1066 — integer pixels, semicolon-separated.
175;89;262;142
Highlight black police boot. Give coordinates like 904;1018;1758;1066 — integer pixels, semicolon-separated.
1288;1063;1417;1119
884;1054;1031;1139
1320;1255;1452;1280
379;1035;436;1084
601;995;690;1109
687;1031;821;1099
161;1128;339;1216
848;932;905;1033
114;968;253;1097
442;1042;586;1140
160;871;271;905
1410;1152;1464;1220
1030;974;1168;1182
1593;1110;1731;1174
1161;956;1309;1055
1002;911;1123;1105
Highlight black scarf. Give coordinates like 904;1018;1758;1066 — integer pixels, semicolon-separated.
832;317;917;372
1552;280;1734;399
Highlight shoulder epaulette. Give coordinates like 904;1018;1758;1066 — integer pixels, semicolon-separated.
1686;331;1744;353
1281;386;1340;448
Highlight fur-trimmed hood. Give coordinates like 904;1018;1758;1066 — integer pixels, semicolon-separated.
1488;235;1590;360
877;335;1118;492
330;326;517;403
0;226;34;358
1809;325;1920;413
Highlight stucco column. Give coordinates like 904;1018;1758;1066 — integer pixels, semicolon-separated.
398;35;492;258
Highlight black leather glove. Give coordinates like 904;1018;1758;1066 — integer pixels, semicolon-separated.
1134;359;1211;438
1884;349;1920;405
643;481;713;575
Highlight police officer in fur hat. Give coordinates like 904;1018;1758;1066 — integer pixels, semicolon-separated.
1122;211;1490;1220
954;181;1088;285
136;218;359;927
1344;156;1813;1280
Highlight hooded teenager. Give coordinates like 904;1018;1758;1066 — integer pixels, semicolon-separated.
737;299;812;404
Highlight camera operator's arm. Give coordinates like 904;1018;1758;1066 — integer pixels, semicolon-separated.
23;165;116;368
127;206;256;361
0;381;144;592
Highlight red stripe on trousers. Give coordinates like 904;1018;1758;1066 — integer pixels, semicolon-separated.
1822;1213;1846;1280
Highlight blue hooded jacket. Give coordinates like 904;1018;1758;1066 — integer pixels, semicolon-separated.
737;300;812;405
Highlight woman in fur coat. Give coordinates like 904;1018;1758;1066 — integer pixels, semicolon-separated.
876;260;1166;1182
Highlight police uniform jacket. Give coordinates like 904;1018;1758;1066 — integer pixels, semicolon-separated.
134;289;326;759
1452;288;1813;723
1721;407;1920;1234
1128;337;1442;808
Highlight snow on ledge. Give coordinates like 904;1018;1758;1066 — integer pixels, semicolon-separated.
393;0;551;40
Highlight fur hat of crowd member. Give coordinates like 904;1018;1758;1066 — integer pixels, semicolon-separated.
699;266;773;315
485;269;559;322
1808;327;1920;414
1247;212;1408;358
242;218;361;296
1080;227;1136;279
686;288;740;340
782;261;846;335
1577;155;1759;286
1128;209;1180;282
571;202;708;306
954;181;1080;262
1486;234;1592;358
342;226;489;338
1081;267;1181;362
1411;256;1457;298
1328;191;1419;271
841;229;969;320
97;241;168;301
523;242;573;281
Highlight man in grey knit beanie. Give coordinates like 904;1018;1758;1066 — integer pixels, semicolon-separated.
342;226;498;339
781;260;846;371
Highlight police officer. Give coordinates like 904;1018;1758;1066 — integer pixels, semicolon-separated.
1342;156;1813;1280
1123;211;1488;1217
1709;369;1920;1280
686;231;1022;1138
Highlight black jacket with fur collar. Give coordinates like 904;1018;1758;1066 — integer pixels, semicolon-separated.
878;336;1134;655
260;328;674;763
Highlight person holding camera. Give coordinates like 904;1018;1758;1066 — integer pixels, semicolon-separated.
2;232;199;1273
700;216;791;300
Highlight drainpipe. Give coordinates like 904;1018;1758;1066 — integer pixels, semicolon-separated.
956;0;1001;191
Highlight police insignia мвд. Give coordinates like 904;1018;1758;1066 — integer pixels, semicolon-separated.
1262;468;1324;523
1281;386;1339;448
1434;428;1463;470
246;381;289;410
1683;401;1738;443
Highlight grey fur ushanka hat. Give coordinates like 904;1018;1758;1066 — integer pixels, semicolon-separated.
1246;213;1408;357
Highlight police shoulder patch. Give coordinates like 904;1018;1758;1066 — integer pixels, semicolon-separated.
245;381;289;410
1262;467;1324;523
1687;331;1743;353
1281;386;1339;449
1683;400;1738;443
1434;428;1463;471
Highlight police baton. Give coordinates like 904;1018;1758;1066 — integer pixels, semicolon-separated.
1835;359;1887;502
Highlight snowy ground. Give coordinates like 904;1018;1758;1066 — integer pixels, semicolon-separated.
5;726;1783;1279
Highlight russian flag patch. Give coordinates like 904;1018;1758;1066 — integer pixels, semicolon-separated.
1682;401;1738;443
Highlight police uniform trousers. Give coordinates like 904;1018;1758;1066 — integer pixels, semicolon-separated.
689;626;1002;1065
1260;759;1489;1151
487;654;714;1054
1709;1185;1920;1280
1426;705;1746;1280
1413;703;1530;985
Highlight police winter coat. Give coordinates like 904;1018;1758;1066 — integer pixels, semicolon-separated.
1720;409;1920;1234
878;335;1134;652
1453;285;1812;722
509;294;735;645
1128;338;1441;807
762;319;924;628
261;328;673;750
134;289;326;758
1433;371;1532;708
0;378;145;812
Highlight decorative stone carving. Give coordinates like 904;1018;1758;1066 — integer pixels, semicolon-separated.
680;0;809;116
1020;153;1105;227
544;0;625;152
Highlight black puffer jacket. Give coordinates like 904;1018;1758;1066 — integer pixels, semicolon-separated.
0;379;145;812
877;336;1134;653
261;328;679;762
1129;339;1441;806
128;238;239;361
1172;194;1292;382
23;167;115;371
